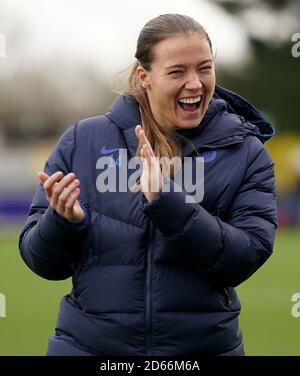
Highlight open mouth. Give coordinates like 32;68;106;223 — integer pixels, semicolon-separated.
177;95;202;112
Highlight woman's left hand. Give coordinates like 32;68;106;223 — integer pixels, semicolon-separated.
135;125;163;203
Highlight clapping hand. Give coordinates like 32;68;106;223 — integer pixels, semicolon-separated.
38;171;85;223
135;125;163;203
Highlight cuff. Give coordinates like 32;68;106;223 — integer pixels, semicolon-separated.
139;179;196;236
39;202;91;248
54;201;91;230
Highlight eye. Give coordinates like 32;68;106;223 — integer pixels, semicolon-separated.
199;66;212;72
168;70;183;75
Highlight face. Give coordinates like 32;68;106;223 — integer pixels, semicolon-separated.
137;33;216;130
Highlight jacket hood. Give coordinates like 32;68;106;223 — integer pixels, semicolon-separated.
106;85;275;157
214;85;275;142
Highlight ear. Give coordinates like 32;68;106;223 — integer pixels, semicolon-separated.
136;65;151;89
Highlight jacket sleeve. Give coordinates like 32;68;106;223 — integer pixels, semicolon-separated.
19;123;91;281
140;137;278;287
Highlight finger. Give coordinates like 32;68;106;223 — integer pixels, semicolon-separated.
136;126;151;154
135;125;142;138
43;171;64;197
65;188;80;218
135;125;147;151
139;130;155;157
51;173;75;203
140;146;150;179
56;179;80;213
141;144;151;166
38;171;49;183
145;147;162;193
144;144;155;166
138;129;148;147
143;145;161;173
141;148;154;189
43;171;63;189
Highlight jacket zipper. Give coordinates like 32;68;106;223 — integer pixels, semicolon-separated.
145;221;153;355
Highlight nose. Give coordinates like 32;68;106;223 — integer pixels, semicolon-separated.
185;71;202;91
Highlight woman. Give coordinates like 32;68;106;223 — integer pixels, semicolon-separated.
19;14;277;356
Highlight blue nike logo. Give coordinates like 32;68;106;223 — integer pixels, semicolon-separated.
197;150;217;163
202;150;217;162
101;146;120;155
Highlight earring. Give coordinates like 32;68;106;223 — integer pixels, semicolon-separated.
142;81;149;88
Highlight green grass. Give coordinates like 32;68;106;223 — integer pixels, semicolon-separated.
237;228;300;355
0;226;299;355
0;226;71;355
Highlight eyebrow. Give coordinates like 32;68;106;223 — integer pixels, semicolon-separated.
165;59;213;70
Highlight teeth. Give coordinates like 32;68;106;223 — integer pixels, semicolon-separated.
178;96;201;104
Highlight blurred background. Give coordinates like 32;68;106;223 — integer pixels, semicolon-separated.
0;0;300;355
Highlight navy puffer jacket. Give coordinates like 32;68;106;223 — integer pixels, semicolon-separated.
19;85;277;356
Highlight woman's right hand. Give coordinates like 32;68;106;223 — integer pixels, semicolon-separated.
38;171;85;224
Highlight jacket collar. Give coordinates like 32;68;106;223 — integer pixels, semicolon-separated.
106;95;140;158
214;85;275;142
105;85;275;158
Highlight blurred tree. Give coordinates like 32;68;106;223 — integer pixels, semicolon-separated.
212;0;300;133
0;6;116;145
212;0;299;13
0;64;115;145
218;38;300;132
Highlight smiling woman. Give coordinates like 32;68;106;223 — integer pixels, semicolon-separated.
135;33;215;130
128;15;216;187
19;13;277;356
